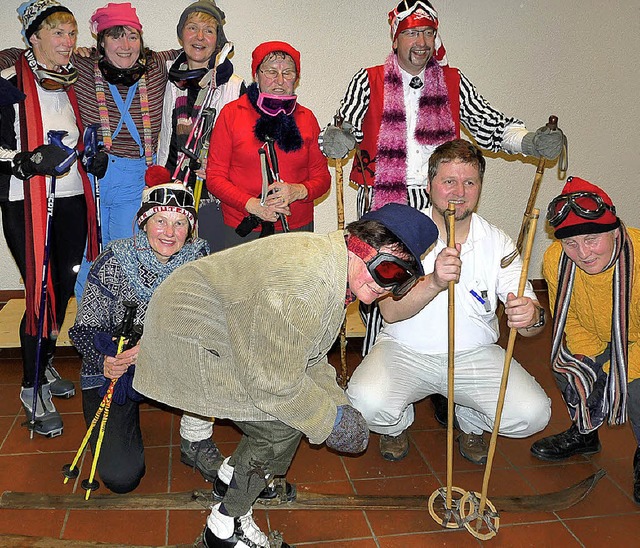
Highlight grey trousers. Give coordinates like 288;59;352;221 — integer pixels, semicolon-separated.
221;420;303;516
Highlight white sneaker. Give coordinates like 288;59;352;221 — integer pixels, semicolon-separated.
205;502;269;547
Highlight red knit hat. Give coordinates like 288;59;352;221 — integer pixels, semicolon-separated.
549;176;620;239
251;41;300;77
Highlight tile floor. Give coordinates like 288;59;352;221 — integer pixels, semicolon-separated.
1;291;639;546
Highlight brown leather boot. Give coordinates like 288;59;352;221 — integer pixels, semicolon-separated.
457;432;488;465
379;430;409;461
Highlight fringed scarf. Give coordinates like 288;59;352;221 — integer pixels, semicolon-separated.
551;225;634;432
16;52;98;337
372;54;456;211
246;83;302;152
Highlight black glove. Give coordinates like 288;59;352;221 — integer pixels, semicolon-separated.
12;144;74;180
325;405;369;454
81;149;109;179
318;122;357;159
521;125;564;160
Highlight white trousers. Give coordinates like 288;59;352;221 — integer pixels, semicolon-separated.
347;335;551;437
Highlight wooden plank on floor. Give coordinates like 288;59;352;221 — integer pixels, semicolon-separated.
0;299;76;349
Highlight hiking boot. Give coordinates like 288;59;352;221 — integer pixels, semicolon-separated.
530;424;601;461
431;393;448;427
379;430;409;461
202;502;292;547
213;457;297;503
633;446;640;505
457;432;488;465
180;437;225;483
20;384;63;438
44;361;76;398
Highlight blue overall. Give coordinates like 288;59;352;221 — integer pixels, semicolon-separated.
75;83;154;302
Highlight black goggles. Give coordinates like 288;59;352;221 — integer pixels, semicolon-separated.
168;66;207;90
145;187;195;209
35;67;78;90
366;253;418;297
99;57;146;86
547;191;616;227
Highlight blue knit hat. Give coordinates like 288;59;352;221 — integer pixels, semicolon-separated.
360;203;437;276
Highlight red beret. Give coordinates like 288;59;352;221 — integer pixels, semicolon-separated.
251;41;300;77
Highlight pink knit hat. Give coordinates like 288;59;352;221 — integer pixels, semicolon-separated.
90;2;142;35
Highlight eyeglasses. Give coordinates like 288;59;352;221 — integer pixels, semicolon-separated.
145;186;195;209
35;67;78;90
547;191;616;227
400;28;436;39
259;69;297;81
256;93;297;116
366;253;418;297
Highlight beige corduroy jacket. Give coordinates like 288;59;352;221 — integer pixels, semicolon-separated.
135;230;349;444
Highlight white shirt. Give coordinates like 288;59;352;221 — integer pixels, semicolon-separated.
382;210;535;354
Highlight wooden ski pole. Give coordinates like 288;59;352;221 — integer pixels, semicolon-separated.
334;119;348;387
444;202;456;509
461;208;540;540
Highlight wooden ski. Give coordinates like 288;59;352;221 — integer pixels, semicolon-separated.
1;469;605;513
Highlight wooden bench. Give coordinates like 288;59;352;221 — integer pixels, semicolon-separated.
0;298;76;349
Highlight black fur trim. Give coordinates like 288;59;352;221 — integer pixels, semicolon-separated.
247;83;302;152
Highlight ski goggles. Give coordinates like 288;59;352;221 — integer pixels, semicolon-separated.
168;65;208;90
35;67;78;90
144;186;195;209
389;0;439;38
367;252;419;297
98;57;146;86
256;92;297;117
546;191;616;227
348;235;419;297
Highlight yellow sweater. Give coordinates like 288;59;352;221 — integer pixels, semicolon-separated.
543;227;640;381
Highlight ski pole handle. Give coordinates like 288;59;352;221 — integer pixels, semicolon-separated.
47;130;77;175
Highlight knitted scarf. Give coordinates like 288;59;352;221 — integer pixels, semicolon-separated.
371;54;456;211
16;51;98;336
551;225;634;432
109;231;208;302
247;83;302;152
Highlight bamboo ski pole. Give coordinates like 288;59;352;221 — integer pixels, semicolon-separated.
445;202;456;509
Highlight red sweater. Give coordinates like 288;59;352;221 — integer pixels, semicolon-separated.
207;94;330;230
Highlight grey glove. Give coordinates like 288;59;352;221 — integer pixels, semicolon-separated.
325;405;369;454
318;122;356;159
521;125;564;160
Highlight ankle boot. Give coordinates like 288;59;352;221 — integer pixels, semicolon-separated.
44;359;76;398
20;384;63;437
530;423;601;461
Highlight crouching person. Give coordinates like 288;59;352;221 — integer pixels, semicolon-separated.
134;203;438;546
69;167;217;493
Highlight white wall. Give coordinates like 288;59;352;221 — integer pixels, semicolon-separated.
1;0;639;289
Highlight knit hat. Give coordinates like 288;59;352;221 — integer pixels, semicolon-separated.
176;0;227;53
389;0;438;41
360;203;438;276
18;0;72;42
137;165;197;231
90;2;142;35
251;41;300;78
549;176;620;239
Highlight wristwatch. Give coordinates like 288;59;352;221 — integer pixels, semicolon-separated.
527;306;546;329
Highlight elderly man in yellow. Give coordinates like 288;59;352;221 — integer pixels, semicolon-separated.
530;176;640;505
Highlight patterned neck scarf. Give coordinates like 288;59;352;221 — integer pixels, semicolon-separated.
109;230;208;301
551;225;634;432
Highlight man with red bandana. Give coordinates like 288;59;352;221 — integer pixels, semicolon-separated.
531;177;640;505
320;0;566;436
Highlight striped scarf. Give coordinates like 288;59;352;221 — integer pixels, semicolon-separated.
371;54;456;210
551;225;633;432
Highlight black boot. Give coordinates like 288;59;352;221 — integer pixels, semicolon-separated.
530;423;601;461
633;447;640;505
431;394;448;427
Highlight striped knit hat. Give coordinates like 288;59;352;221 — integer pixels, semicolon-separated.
18;0;72;42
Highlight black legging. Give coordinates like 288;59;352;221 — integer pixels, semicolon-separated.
1;195;87;386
